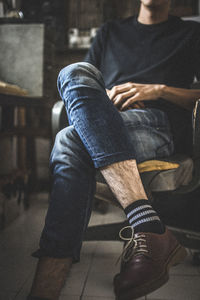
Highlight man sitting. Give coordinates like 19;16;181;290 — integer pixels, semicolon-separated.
28;0;200;299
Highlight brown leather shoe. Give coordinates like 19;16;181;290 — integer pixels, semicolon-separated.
114;226;187;300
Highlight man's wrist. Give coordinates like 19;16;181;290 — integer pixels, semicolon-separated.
155;84;167;99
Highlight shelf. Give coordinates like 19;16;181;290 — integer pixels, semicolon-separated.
0;18;45;25
0;127;51;138
0;94;52;107
55;46;88;54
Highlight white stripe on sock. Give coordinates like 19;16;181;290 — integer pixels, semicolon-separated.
129;209;157;224
127;204;152;219
133;216;161;228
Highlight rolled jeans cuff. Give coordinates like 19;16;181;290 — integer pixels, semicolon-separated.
31;248;80;263
93;151;136;168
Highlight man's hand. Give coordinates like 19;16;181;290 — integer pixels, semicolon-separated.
107;82;164;110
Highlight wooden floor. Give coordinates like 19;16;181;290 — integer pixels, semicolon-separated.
0;193;200;300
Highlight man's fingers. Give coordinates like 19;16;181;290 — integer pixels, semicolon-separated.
121;93;141;110
109;82;133;100
113;88;137;106
109;82;146;100
106;89;111;99
131;101;145;109
130;103;140;109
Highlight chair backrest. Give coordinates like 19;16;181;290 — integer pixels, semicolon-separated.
52;101;69;139
183;16;200;22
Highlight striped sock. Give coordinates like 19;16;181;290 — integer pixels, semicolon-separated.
124;199;165;234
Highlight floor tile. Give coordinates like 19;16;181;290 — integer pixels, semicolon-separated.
82;297;115;300
15;271;82;300
82;295;145;300
0;291;16;300
94;241;123;256
90;255;120;275
0;262;35;293
61;268;89;296
80;241;98;263
193;251;200;275
0;195;47;294
86;240;123;284
147;275;200;300
82;270;116;298
60;296;80;300
0;217;42;292
169;250;200;276
14;273;34;300
61;242;97;296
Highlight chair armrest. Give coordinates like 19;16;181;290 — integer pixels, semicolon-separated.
51;101;68;140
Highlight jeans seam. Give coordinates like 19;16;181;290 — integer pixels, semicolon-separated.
72;114;95;157
125;124;171;130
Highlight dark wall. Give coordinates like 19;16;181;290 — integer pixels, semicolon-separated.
67;0;199;29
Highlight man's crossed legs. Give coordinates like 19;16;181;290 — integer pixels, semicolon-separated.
28;63;187;300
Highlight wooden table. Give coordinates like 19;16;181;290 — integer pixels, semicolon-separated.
0;93;52;187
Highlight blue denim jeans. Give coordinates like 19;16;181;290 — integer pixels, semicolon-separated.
33;62;174;262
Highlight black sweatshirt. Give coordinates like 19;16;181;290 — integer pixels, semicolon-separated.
85;15;200;154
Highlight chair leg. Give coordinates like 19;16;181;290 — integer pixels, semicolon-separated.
192;251;200;266
168;225;200;251
84;221;128;241
93;198;109;214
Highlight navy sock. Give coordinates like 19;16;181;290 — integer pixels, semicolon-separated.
124;199;165;234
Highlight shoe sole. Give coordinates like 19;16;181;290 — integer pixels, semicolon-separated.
115;244;187;300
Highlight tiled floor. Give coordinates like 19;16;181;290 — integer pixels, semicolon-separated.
0;193;200;300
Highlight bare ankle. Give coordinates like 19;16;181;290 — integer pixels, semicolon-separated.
30;257;73;300
101;159;147;208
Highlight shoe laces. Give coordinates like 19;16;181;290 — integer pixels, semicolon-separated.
116;226;148;264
